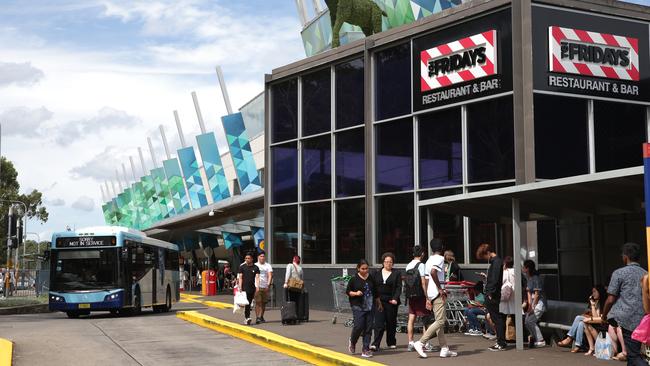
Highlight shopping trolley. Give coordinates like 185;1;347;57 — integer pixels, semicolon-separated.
444;281;477;332
331;275;354;327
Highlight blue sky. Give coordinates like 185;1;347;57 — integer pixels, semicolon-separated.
0;0;309;240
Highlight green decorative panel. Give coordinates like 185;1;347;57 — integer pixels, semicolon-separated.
163;158;190;214
140;175;159;228
151;167;174;219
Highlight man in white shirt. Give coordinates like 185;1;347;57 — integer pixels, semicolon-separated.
414;239;457;359
255;251;273;324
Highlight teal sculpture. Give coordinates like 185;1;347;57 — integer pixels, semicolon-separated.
325;0;387;48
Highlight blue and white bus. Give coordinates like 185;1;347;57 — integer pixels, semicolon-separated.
49;226;180;318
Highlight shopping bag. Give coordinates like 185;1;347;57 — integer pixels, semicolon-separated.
633;314;650;344
235;291;249;307
594;332;616;360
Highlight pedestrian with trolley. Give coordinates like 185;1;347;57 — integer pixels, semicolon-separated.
476;243;507;351
238;252;260;325
413;238;458;358
347;259;380;358
370;252;402;351
255;251;273;324
284;255;304;304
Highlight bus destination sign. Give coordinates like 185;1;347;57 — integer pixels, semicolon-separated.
55;236;115;248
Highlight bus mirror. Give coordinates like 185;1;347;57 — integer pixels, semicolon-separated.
136;247;144;255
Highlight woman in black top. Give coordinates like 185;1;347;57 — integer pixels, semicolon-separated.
370;252;402;351
346;259;379;358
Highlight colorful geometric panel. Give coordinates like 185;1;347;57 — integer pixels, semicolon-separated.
302;0;467;57
221;113;262;194
151;167;174;219
116;192;130;228
130;183;147;230
178;146;208;209
222;231;243;250
163;158;191;214
196;132;230;202
110;198;121;226
140;175;160;228
251;227;265;253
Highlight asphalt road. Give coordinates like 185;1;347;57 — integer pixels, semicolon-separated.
0;302;306;366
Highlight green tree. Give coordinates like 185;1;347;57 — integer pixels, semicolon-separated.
0;157;49;264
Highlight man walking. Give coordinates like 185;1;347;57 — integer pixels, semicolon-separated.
413;239;458;358
476;243;507;351
238;252;260;325
255;251;273;324
603;242;647;366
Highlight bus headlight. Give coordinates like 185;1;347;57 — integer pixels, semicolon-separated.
104;293;120;302
49;295;65;302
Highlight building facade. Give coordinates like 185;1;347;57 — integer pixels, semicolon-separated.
265;0;650;307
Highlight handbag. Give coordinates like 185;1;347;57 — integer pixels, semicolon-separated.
505;315;516;341
633;314;650;344
287;264;304;292
501;277;514;302
594;332;616;360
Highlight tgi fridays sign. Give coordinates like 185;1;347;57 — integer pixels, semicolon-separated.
420;30;502;106
548;26;640;96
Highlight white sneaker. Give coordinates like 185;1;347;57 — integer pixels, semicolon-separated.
425;342;437;352
534;340;547;348
407;341;415;351
413;341;427;358
440;347;458;358
389;345;397;349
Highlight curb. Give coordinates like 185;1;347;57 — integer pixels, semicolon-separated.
0;303;50;316
177;310;384;366
0;338;12;366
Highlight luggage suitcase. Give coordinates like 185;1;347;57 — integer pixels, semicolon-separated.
281;301;298;325
298;291;309;322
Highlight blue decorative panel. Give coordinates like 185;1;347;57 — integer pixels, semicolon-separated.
150;167;174;219
222;113;262;194
178;146;208;209
140;175;159;228
196;132;230;202
251;227;265;253
222;231;243;250
163;158;191;214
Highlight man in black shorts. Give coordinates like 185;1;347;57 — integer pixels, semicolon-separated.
238;252;260;325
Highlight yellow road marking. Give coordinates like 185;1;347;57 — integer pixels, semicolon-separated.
0;338;13;366
177;311;385;366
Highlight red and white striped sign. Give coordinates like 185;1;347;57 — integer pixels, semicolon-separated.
548;26;639;81
420;30;497;92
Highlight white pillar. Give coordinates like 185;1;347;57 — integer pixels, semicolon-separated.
159;125;172;160
192;92;207;134
174;111;187;148
147;137;159;168
215;66;233;115
294;0;308;27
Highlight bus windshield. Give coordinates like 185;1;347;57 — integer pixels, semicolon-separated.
51;248;118;291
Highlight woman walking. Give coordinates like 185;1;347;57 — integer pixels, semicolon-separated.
347;259;379;358
284;255;304;304
370;252;402;351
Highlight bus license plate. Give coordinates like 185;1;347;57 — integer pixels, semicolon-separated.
78;304;90;309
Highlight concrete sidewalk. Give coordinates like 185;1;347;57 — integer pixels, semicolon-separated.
179;293;612;365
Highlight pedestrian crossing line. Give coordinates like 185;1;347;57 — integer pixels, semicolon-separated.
177;310;385;366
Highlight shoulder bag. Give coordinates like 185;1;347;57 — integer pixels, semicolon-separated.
287;264;304;292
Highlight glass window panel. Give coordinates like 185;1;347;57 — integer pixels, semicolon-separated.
375;43;411;120
302;202;332;264
537;219;557;265
302;68;331;137
534;94;588;179
336;58;364;129
431;212;465;264
336;128;365;197
377;193;414;264
594;101;646;172
469;219;512;263
419;108;462;188
271;142;297;204
271;79;298;143
271;205;298;264
418;188;463;201
336;198;365;263
466;182;514;192
376;118;413;193
302;135;331;201
467;97;515;183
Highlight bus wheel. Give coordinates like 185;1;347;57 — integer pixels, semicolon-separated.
66;311;80;319
165;287;172;312
109;309;118;316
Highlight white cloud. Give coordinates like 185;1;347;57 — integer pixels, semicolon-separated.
0;106;53;137
69;146;131;182
71;196;94;211
45;198;65;206
54;107;141;146
0;61;44;87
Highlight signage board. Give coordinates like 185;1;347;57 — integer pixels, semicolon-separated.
55;236;116;248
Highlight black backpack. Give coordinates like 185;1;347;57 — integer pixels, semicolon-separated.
404;262;425;298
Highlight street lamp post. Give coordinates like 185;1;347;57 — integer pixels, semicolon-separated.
1;200;27;296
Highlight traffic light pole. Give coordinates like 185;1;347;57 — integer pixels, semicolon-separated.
5;206;12;297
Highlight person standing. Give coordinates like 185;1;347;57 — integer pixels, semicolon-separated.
444;250;462;282
523;260;546;348
237;252;260;325
284;255;304;304
347;259;379;358
500;256;517;342
255;251;273;324
413;239;458;358
405;245;429;351
370;252;402;351
476;243;507;351
602;242;647;366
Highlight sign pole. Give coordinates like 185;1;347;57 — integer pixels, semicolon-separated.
643;143;650;265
